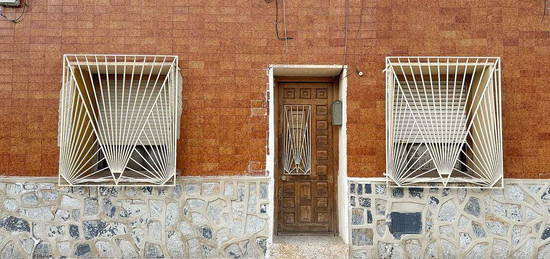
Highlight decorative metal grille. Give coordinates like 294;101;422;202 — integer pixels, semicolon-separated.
58;54;182;186
385;57;503;188
282;105;312;175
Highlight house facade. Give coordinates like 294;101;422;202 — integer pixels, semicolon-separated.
0;0;550;258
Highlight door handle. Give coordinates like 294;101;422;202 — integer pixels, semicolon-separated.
281;175;287;181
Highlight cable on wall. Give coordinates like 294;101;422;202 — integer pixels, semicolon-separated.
274;0;293;41
0;0;29;24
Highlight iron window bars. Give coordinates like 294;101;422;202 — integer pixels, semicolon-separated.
58;54;182;186
282;105;312;175
385;57;503;188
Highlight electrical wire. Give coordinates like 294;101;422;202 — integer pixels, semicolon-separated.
0;0;29;24
275;0;293;40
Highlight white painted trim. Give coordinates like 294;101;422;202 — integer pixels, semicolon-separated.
337;67;349;244
266;64;349;246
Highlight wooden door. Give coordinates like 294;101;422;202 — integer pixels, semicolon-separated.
276;81;336;234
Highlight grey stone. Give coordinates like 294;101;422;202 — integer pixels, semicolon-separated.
96;241;118;258
440;225;454;238
237;183;246;201
464;197;481;217
35;242;53;258
428;196;439;208
19;238;35;254
99;187;118;196
375;199;386;215
83;198;98;216
485;219;508;236
83;220;127;240
441;240;457;259
187;198;206;212
54;209;71;221
0;216;30;232
21;192;38;206
513;238;535;258
459;232;472;249
117;239;138;259
232;200;246;219
352;228;373;246
404;239;421;259
506;204;522;222
541;187;550;202
61;195;82;209
542;226;550;240
389;212;422;239
48;225;64;238
226;243;242;258
187;239;201;258
131;228;145;249
465;243;489;259
6;184;23;196
74;243;92;257
144;242;164;258
165;202;178;226
472;222;486;238
248;184;257;213
512;225;532;245
102;198;116;218
167;231;185;258
202;182;220;196
149;200;163;218
119;200;147;218
409;188;423;199
375;184;386;195
259;183;268;199
358;197;371;207
378;242;404;258
505;185;524;201
179;221;195;237
439;200;457;222
200;226;213;239
257;237;268;255
245;215;265;235
492;239;509;258
376;220;386;237
538;243;550;259
191;212;208;225
225;183;235;197
392;188;404;198
184;183;200;196
1;241;24;259
25;207;54;220
352;208;364;225
217;228;231;245
350;183;356;194
148;220;163;241
207;199;225;225
3;199;18;212
57;241;71;257
69;224;80;239
41;190;58;201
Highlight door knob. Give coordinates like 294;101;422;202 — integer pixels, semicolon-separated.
281;175;287;181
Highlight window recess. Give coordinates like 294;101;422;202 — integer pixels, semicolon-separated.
58;55;182;186
385;57;503;188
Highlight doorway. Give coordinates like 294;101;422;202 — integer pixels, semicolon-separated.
275;77;339;235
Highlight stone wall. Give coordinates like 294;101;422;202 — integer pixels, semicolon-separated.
348;179;550;258
0;177;270;258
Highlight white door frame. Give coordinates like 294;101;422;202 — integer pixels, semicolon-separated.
266;64;349;247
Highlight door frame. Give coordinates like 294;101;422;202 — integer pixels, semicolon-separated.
274;77;340;235
266;65;349;246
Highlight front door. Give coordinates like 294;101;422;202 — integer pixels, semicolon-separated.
276;80;336;234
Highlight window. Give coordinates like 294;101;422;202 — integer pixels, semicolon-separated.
385;57;502;188
58;55;182;186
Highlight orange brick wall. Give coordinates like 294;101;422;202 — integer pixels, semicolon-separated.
0;0;549;178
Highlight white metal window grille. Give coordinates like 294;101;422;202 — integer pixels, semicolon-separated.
58;54;182;186
282;105;312;175
385;57;503;188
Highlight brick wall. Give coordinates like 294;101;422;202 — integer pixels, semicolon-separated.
0;0;549;178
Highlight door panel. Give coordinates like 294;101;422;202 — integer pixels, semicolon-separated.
276;82;336;234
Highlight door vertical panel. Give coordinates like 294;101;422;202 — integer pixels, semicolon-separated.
276;81;335;234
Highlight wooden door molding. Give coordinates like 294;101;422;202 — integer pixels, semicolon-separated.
274;77;339;235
